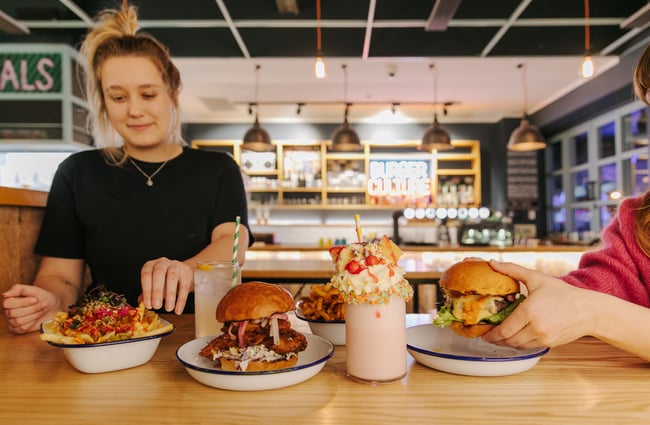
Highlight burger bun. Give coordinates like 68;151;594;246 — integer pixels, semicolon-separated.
218;356;298;372
450;322;495;338
216;281;295;322
440;259;520;295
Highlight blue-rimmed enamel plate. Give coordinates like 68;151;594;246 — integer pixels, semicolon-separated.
176;333;334;391
406;324;549;376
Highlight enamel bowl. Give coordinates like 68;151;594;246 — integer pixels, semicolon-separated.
40;318;175;374
295;307;346;346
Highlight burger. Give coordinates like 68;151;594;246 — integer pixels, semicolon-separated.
433;260;526;338
198;281;308;371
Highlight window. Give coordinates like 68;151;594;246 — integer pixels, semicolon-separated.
597;122;615;158
551;208;566;233
550;141;562;171
622;108;648;151
598;163;617;201
546;101;648;236
600;204;617;229
574;208;591;232
572;169;591;202
550;175;564;207
571;132;589;166
623;155;650;196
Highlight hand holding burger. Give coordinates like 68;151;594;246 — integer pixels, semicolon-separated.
433;259;526;338
199;281;308;371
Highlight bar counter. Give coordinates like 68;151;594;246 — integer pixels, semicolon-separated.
2;314;649;424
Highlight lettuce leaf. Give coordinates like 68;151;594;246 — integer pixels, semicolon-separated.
433;305;461;328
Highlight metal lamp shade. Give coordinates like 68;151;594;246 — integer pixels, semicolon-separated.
507;118;546;151
419;117;453;152
331;120;363;151
242;117;274;152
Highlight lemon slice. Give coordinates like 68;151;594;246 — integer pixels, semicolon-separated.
196;263;213;271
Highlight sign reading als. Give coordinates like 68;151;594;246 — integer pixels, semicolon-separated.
368;159;432;197
0;53;62;94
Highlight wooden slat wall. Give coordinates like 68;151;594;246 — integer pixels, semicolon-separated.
0;187;47;332
0;203;44;332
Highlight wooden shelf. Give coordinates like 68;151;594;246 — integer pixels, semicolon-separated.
192;139;481;210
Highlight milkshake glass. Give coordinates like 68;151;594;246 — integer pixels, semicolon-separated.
345;295;407;383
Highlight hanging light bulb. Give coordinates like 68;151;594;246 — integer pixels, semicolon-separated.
580;0;595;79
314;0;326;79
581;55;594;78
508;63;546;151
331;64;362;151
419;63;453;152
314;53;326;79
242;65;274;152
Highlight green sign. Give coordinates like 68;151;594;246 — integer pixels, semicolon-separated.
0;53;62;93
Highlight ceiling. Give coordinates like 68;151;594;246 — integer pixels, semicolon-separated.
2;0;650;125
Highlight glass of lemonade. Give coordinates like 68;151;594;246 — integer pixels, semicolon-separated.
345;294;407;383
194;261;241;338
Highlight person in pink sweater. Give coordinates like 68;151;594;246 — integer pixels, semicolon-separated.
482;45;650;361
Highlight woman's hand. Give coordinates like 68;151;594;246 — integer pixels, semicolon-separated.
2;284;60;334
140;257;193;314
482;260;597;349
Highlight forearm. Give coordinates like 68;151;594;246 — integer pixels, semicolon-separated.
32;257;86;310
583;290;650;362
32;275;82;311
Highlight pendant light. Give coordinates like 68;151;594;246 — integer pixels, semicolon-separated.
580;0;594;78
314;0;326;79
331;64;362;151
507;63;546;151
419;63;453;152
242;64;274;152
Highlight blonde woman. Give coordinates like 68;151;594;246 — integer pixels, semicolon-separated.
2;6;252;334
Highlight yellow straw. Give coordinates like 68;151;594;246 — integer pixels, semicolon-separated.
354;214;362;243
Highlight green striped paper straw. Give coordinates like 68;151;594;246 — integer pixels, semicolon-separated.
231;216;241;286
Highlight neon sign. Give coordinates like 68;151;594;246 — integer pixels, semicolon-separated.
0;53;61;93
368;159;431;197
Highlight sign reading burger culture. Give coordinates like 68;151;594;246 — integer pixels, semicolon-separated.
367;158;432;198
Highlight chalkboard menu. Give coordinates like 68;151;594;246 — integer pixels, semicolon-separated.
507;150;539;210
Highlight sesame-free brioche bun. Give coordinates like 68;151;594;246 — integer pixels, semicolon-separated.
218;356;298;372
439;260;520;295
216;281;295;322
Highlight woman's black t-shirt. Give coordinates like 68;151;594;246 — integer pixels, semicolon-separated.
34;147;252;309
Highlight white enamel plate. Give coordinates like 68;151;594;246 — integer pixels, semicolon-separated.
176;333;334;391
406;324;549;377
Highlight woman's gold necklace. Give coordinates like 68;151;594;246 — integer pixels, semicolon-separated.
128;158;169;187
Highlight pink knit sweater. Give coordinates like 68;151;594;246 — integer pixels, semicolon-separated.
561;195;650;307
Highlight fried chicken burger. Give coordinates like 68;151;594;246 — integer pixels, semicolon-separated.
198;281;308;371
433;260;526;338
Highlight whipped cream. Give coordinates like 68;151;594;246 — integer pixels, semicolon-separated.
329;236;414;305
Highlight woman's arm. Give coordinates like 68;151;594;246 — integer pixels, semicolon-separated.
483;260;650;362
2;257;85;334
139;222;250;314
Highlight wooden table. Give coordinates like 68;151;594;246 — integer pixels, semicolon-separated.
2;314;649;424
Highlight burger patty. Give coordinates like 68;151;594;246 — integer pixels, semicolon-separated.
444;290;514;325
199;319;308;357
